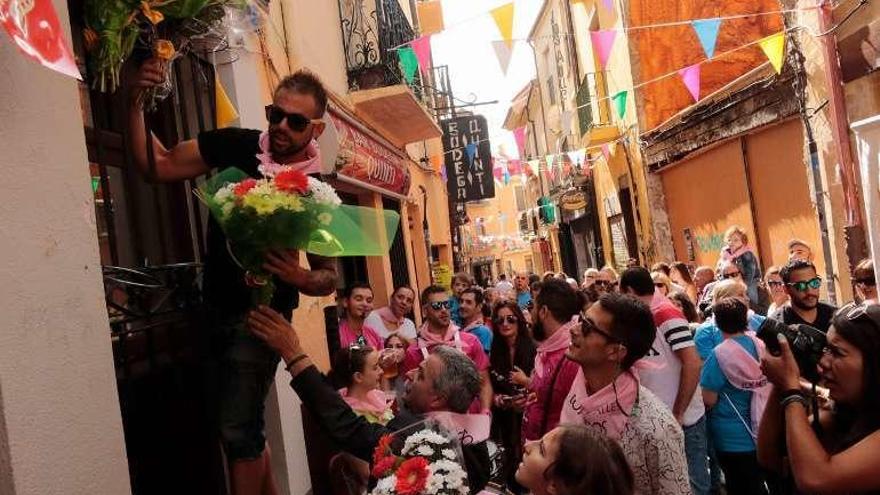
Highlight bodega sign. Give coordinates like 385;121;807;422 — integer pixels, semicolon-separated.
441;115;495;202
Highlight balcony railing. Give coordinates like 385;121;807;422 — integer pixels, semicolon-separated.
338;0;417;91
576;72;612;136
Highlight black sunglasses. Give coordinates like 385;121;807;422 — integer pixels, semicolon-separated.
494;315;519;325
265;104;322;132
580;316;620;343
429;300;451;311
767;280;783;287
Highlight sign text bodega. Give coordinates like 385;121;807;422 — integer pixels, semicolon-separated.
441;115;495;202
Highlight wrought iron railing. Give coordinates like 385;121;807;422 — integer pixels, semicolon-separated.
338;0;416;91
576;72;612;137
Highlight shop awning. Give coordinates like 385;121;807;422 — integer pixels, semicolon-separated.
327;106;412;198
349;85;443;148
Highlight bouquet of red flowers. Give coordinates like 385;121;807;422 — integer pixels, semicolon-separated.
370;421;470;495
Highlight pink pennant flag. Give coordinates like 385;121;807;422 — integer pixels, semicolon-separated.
590;30;617;69
678;64;701;102
493;165;504;181
601;143;611;162
410;36;433;76
602;0;614;12
508;159;522;175
513;127;527;157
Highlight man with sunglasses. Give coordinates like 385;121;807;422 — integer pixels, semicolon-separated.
400;286;493;412
770;258;836;333
562;293;691;495
129;63;337;494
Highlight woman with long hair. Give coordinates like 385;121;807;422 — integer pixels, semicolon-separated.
489;300;537;493
515;425;635;495
759;302;880;493
671;261;699;304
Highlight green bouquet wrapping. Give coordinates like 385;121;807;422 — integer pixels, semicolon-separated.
195;167;400;305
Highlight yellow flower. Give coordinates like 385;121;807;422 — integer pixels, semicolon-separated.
83;28;99;51
242;194;278;216
141;1;164;25
153;39;175;60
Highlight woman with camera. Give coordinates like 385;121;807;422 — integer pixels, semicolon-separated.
758;302;880;493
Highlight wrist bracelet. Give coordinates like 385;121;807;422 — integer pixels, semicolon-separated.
285;354;308;372
779;388;805;402
780;394;809;409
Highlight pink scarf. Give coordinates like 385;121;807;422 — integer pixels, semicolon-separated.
375;306;404;328
714;335;771;438
338;319;383;350
417;322;469;353
533;316;579;379
560;369;639;441
721;244;756;262
338;388;392;417
426;411;491;445
256;132;322;177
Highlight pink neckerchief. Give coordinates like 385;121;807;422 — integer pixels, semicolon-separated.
426;411;491;445
721;244;755;262
256;132;322;177
533;316;579;379
338;319;383;349
338;388;392;417
376;306;403;326
417;323;464;359
559;368;639;441
714;334;771;438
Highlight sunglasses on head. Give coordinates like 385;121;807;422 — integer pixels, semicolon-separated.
787;276;822;292
494;315;519;325
265;104;322;132
429;300;451;311
722;271;741;279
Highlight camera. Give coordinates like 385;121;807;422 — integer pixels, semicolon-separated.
757;318;827;383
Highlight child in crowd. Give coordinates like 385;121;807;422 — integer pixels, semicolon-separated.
381;333;409;399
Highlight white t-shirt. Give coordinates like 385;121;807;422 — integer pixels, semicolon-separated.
364;310;417;341
640;294;705;427
495;280;514;293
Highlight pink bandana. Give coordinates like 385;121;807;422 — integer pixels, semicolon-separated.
559;369;639;441
714;335;771;437
417;323;471;355
338;319;383;350
339;388;392;417
376;306;404;326
256;132;322;178
426;411;491;445
533;316;579;379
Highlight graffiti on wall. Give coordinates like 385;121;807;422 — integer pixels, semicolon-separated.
692;231;725;254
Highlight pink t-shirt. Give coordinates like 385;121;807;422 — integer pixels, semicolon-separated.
338;320;384;350
400;330;490;374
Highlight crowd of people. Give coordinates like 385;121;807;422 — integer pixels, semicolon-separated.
245;223;880;495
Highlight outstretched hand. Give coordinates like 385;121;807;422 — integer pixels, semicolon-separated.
263;249;309;287
247;305;302;362
761;334;802;391
130;58;165;104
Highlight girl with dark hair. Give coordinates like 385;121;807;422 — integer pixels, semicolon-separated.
759;302;880;493
515;425;635;495
331;345;393;425
489;300;537;493
671;261;699;303
669;290;700;324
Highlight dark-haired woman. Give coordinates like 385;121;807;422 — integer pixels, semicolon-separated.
489;300;537;493
759;302;880;493
515;425;635;495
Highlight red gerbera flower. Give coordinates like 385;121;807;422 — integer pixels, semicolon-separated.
371;455;397;479
373;434;394;465
233;178;258;197
274;169;309;194
395;457;429;495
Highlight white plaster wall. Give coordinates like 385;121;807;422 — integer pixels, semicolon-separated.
286;0;349;95
0;0;131;493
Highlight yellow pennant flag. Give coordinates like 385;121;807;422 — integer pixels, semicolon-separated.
490;2;516;48
758;32;786;75
215;75;239;128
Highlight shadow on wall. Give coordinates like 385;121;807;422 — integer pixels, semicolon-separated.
0;381;16;494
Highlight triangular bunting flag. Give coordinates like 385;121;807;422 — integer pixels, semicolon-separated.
215;75;239;128
410;36;433;76
465;142;478;164
601;143;611;163
492;40;514;75
508;159;522;175
545;154;555;172
493;165;504;181
397;47;419;83
503;168;511;185
527;160;540;176
678;64;701;102
759;32;786;75
513;127;527;157
612;91;627;119
691;18;722;59
602;0;614;12
590;30;617;69
490;2;516;48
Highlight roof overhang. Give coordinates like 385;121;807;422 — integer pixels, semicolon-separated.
349;85;442;148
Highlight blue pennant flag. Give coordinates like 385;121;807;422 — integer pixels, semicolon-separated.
692;18;722;59
465;142;478;165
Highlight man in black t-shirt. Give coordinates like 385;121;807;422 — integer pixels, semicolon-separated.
770;258;836;333
130;59;337;494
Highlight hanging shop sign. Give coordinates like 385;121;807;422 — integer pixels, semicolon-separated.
441;115;495;202
328;107;411;197
559;189;588;211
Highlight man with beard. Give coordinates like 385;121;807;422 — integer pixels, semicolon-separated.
771;258;836;332
521;279;585;441
129;62;337;494
459;288;492;354
401;285;493;412
246;305;492;494
336;283;382;351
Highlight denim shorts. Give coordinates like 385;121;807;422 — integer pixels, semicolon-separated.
216;316;280;461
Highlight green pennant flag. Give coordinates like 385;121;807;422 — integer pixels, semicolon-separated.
398;47;419;84
612;91;627;119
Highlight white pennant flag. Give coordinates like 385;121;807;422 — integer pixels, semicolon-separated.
492;40;514;75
